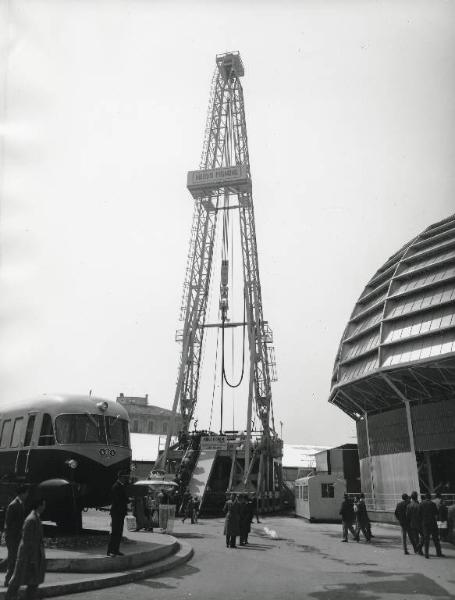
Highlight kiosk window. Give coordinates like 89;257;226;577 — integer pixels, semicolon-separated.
321;483;335;498
39;413;55;446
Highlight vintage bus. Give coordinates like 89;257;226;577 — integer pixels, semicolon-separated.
0;394;131;529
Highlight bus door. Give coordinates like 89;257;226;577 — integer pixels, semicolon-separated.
15;414;36;476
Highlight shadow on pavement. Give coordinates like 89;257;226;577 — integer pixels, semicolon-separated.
236;543;275;551
324;531;401;550
141;562;200;584
308;573;453;600
172;532;216;539
134;580;178;591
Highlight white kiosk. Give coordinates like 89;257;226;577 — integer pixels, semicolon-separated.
295;473;346;521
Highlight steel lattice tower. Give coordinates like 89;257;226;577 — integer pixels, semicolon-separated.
161;52;278;478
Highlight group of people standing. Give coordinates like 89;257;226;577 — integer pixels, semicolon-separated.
339;489;450;559
223;493;255;548
2;486;46;600
339;493;372;542
395;491;447;558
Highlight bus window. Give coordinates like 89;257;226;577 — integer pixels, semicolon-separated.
24;415;36;447
0;420;12;448
10;417;24;448
38;414;55;446
106;416;129;447
55;414;104;444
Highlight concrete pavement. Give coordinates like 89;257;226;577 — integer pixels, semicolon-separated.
51;514;455;600
0;511;193;598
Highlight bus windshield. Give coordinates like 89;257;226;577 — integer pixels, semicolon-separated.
55;413;129;447
106;416;129;447
55;414;104;444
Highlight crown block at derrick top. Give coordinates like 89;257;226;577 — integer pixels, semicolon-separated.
216;52;244;78
187;165;251;198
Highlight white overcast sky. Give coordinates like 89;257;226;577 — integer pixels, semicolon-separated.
0;0;454;447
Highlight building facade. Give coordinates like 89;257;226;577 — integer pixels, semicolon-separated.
329;213;455;515
116;393;182;436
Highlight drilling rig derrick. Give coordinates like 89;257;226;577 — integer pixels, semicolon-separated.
159;52;288;515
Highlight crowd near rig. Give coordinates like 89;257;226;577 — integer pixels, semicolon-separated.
157;52;291;514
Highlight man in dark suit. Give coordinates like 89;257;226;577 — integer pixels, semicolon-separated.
420;492;444;559
238;495;252;546
406;490;423;554
223;493;240;548
339;493;357;542
107;470;130;557
4;485;28;588
394;493;410;554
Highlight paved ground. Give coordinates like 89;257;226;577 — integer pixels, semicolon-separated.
49;513;455;600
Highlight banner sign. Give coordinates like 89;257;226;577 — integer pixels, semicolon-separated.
200;435;228;450
187;165;250;197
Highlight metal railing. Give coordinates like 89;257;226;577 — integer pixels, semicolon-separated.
347;492;455;512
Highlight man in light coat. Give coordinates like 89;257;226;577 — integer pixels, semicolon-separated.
6;497;46;600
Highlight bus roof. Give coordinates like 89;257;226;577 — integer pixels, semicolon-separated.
0;394;130;420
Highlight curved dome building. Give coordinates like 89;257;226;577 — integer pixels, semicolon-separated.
329;213;455;514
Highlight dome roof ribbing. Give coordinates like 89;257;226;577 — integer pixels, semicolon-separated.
330;213;455;419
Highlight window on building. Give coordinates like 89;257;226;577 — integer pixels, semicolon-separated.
24;415;36;447
132;419;139;433
148;421;154;433
321;483;335;498
38;413;55;446
0;420;12;448
10;417;24;448
162;422;168;434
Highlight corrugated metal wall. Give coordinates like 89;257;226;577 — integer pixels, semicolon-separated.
356;399;455;510
359;452;420;511
412;400;455;451
356;407;410;459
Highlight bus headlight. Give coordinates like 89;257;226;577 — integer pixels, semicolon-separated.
97;401;108;411
65;459;78;469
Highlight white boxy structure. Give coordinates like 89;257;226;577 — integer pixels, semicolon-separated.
294;473;346;522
